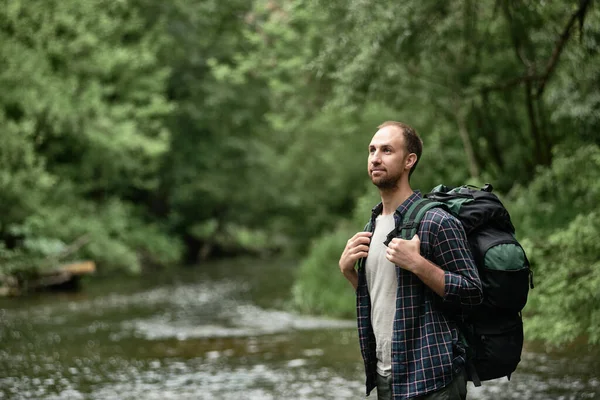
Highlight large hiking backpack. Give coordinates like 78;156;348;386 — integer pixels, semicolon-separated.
387;183;534;386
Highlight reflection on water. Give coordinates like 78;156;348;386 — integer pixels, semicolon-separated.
0;258;599;399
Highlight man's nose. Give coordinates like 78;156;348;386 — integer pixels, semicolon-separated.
370;152;381;164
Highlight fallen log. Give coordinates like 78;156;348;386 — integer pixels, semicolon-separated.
0;260;96;296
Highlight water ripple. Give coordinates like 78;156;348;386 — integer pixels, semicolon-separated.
125;304;355;340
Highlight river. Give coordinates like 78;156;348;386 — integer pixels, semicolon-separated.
1;258;598;399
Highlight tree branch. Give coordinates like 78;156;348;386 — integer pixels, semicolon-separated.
479;0;592;96
480;75;532;94
44;234;91;266
536;0;592;97
502;0;533;69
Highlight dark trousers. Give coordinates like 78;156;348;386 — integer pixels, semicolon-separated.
376;369;467;400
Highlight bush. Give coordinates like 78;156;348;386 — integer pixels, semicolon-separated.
0;193;183;276
507;144;600;345
291;226;357;319
507;144;600;238
291;186;379;318
521;211;600;345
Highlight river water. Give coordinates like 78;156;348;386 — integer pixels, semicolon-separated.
1;258;598;399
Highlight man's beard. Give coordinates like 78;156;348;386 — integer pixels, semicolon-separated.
371;174;401;189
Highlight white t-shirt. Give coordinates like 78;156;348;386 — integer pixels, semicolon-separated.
365;213;398;377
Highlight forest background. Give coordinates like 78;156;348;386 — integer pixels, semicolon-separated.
1;0;599;348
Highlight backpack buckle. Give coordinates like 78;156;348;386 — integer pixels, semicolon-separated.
383;229;398;246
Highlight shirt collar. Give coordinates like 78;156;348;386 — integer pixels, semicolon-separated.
370;190;422;220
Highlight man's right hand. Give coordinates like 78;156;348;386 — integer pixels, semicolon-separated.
339;232;372;290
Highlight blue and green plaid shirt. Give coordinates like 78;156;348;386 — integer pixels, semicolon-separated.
356;191;482;399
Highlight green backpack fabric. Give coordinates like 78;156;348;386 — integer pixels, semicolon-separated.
388;183;534;386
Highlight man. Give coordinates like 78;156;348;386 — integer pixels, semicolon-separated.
339;121;483;399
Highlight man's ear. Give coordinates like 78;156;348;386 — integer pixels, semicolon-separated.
405;153;417;171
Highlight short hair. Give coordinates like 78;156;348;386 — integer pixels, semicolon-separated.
377;121;423;178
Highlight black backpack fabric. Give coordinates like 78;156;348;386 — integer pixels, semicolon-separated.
386;184;534;386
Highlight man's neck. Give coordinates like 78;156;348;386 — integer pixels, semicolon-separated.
379;181;414;215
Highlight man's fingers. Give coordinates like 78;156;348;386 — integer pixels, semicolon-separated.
353;237;371;247
351;251;369;261
352;245;369;254
348;235;371;248
345;244;369;257
387;238;400;248
350;232;372;242
342;232;371;266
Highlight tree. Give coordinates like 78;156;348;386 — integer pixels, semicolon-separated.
306;0;597;189
0;0;181;275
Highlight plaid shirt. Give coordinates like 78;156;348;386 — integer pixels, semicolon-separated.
356;191;482;399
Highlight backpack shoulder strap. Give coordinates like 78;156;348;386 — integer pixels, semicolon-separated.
383;199;448;245
401;199;448;239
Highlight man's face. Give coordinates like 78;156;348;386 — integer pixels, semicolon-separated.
368;126;409;189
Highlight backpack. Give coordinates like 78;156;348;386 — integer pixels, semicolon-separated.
386;183;534;386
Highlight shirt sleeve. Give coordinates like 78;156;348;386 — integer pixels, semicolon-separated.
424;209;483;306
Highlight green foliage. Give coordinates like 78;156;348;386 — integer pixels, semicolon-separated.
290;184;378;318
0;127;54;229
1;188;182;276
508;145;600;345
155;0;276;257
304;0;599;189
0;0;181;277
521;212;600;345
508;144;600;237
291;226;357;318
1;0;172;197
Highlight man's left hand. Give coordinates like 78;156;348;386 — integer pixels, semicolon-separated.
385;234;422;271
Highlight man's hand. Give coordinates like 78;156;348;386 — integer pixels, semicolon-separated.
339;232;372;290
385;234;423;271
386;234;446;297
